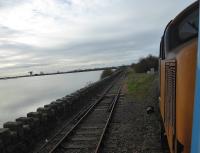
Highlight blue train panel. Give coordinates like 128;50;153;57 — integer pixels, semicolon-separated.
191;3;200;153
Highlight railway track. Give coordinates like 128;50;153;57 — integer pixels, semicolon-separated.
35;74;125;153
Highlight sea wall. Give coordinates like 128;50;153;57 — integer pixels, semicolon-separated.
0;71;121;153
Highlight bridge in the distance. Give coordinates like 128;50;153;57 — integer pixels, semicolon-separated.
0;66;127;80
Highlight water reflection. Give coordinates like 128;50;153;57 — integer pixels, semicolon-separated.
0;71;102;127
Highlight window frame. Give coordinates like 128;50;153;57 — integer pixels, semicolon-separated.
164;2;199;53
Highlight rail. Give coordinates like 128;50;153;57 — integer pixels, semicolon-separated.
35;74;124;153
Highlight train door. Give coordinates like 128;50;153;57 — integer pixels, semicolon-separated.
160;25;177;153
160;47;176;153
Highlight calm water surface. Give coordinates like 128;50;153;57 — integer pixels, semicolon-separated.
0;71;102;127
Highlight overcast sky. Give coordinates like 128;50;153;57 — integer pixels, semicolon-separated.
0;0;196;76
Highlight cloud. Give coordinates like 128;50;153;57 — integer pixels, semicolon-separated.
0;0;197;76
0;0;27;8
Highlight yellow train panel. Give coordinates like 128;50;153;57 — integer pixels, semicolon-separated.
176;39;197;153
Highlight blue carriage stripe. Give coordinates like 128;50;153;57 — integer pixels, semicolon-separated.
191;2;200;152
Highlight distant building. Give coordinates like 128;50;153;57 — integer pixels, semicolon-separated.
147;68;155;74
150;68;155;74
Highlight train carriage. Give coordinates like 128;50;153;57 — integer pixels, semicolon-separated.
159;1;199;153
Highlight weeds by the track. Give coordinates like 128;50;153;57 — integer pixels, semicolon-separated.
126;70;157;101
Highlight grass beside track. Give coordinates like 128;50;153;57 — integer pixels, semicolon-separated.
126;70;157;101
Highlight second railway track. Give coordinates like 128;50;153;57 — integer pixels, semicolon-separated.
36;74;125;153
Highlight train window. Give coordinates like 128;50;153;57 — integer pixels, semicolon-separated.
160;37;165;59
179;9;198;43
167;4;199;52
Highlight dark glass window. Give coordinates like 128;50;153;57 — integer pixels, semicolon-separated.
167;4;199;51
179;9;198;42
160;37;165;59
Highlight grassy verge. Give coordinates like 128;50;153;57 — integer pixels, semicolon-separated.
126;69;157;101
